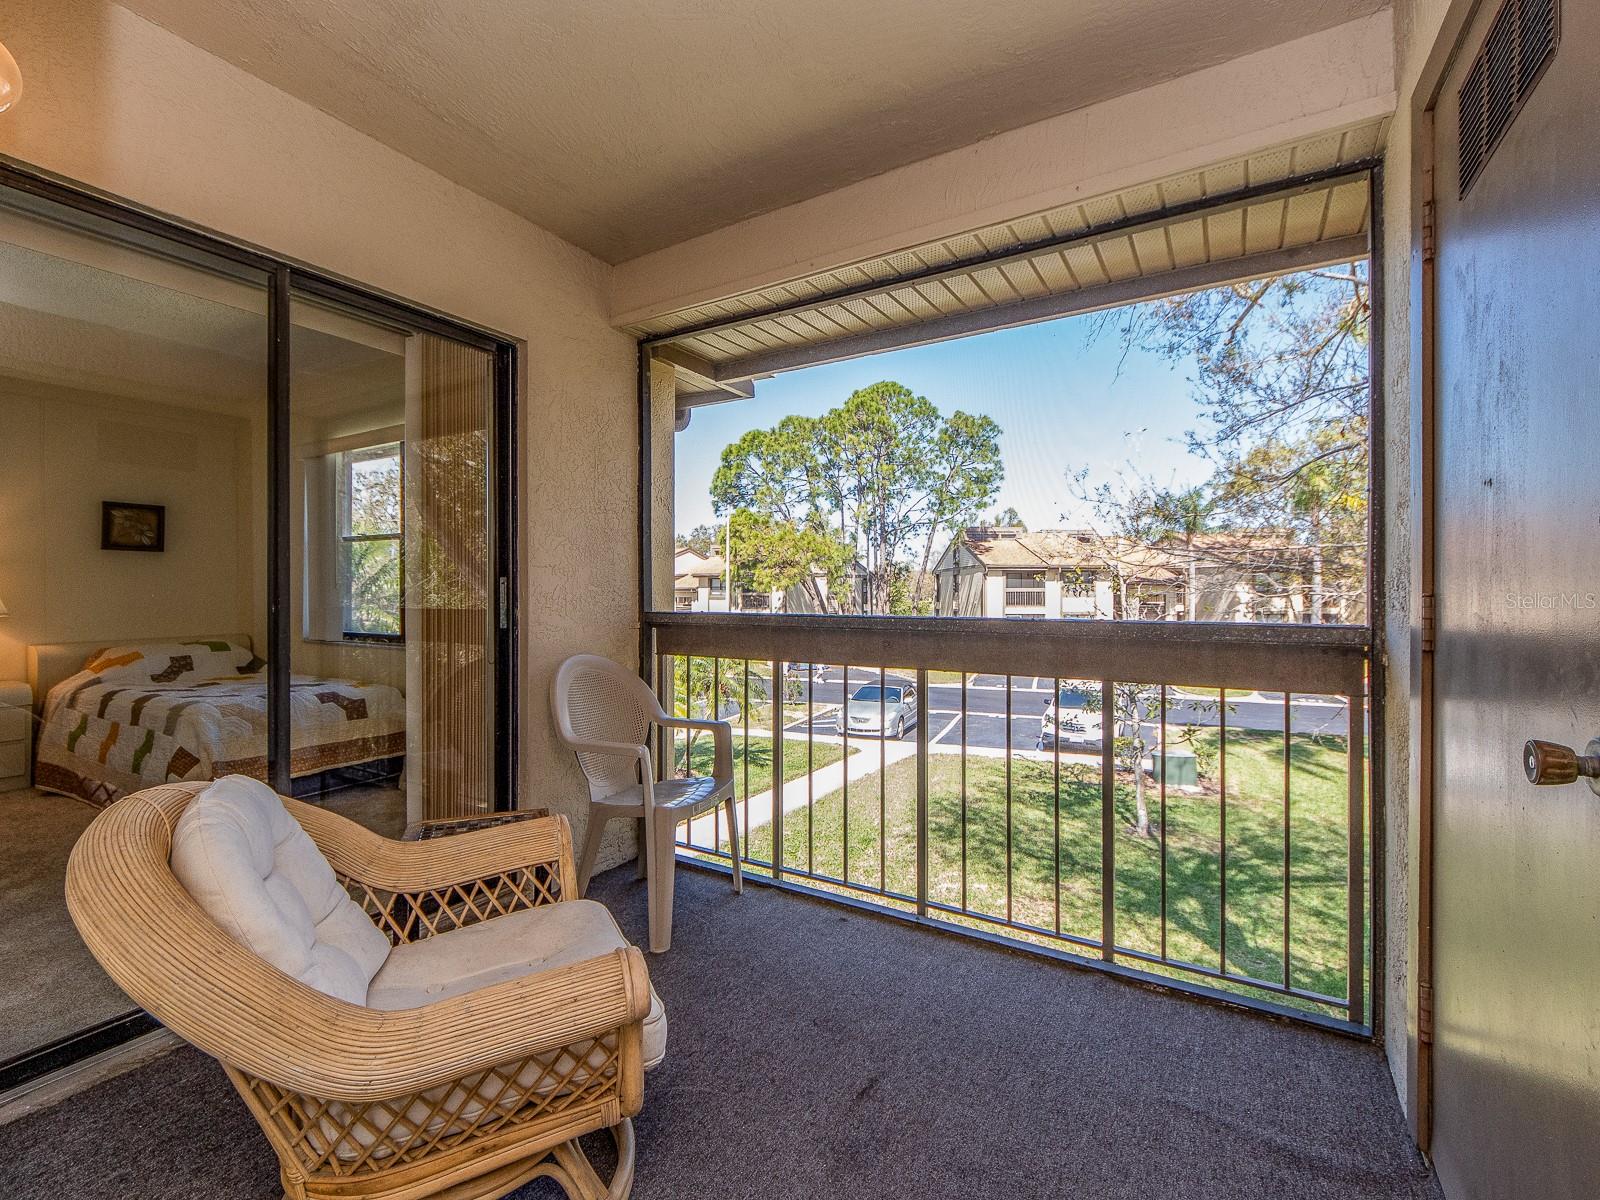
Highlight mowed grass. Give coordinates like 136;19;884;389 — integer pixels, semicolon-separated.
739;729;1360;1011
681;733;849;801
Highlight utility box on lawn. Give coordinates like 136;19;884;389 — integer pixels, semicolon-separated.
1148;745;1198;787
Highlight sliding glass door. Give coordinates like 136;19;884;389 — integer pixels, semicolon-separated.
0;165;516;1093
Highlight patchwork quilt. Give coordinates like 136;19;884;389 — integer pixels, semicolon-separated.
35;640;406;808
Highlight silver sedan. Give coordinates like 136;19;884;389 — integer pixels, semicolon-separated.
836;682;918;739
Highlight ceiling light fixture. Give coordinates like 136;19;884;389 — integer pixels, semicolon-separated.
0;40;21;114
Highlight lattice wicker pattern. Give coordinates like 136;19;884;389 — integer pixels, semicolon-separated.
341;862;563;944
236;1032;623;1177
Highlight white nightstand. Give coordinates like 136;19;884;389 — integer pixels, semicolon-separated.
0;681;32;792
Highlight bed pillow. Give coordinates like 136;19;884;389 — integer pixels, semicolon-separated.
83;640;254;685
169;774;391;1005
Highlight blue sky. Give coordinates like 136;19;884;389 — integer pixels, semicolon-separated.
674;308;1217;536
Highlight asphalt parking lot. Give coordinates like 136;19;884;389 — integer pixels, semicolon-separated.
765;668;1352;752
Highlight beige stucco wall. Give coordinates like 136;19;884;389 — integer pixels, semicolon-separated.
0;0;640;867
1380;0;1473;1113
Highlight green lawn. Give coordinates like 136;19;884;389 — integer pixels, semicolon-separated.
740;730;1360;1011
681;734;849;801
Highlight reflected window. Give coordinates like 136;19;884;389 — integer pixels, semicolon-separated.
337;442;403;640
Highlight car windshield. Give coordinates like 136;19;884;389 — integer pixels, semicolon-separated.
852;685;903;703
1055;687;1093;708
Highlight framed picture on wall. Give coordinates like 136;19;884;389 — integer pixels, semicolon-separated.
101;501;165;552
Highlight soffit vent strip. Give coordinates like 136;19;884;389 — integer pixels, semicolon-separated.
1458;0;1559;198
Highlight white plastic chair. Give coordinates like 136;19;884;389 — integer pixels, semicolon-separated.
551;654;741;952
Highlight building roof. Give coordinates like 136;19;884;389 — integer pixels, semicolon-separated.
960;528;1107;570
674;549;727;577
948;527;1313;581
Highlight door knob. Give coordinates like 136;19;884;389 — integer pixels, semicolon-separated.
1523;738;1600;793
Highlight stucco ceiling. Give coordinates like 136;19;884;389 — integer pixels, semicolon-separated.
116;0;1387;264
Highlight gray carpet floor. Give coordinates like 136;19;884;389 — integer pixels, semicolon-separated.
0;789;135;1060
0;865;1438;1199
0;784;404;1064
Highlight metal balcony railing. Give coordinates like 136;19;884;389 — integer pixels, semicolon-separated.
644;612;1372;1032
1004;588;1047;608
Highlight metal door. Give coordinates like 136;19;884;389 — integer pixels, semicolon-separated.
1431;1;1600;1195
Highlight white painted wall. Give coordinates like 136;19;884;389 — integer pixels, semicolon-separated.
0;0;641;868
982;573;1006;618
611;13;1396;326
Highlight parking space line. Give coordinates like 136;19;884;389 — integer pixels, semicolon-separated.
930;713;962;746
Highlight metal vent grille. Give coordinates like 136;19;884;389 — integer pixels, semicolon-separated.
1458;0;1559;196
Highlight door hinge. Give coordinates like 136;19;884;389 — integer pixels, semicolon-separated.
1421;591;1437;653
1418;981;1435;1045
1422;199;1437;264
498;576;509;629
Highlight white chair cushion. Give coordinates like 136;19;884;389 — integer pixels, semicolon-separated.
368;898;667;1069
169;775;391;1005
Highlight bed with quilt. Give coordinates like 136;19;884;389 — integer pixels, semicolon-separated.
31;637;405;808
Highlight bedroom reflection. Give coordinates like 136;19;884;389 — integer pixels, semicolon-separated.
0;197;269;1065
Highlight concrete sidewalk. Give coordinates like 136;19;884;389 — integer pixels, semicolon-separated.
682;732;916;847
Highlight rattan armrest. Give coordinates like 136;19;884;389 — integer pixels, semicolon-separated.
289;798;578;900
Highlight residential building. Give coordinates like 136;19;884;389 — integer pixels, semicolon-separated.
933;527;1357;622
673;547;855;613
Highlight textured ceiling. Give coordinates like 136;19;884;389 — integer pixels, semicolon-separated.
116;0;1387;263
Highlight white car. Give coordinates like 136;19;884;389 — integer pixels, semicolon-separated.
837;681;918;739
1040;682;1103;748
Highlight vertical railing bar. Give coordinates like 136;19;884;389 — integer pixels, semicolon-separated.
1346;687;1367;1026
712;657;721;854
960;671;969;913
1004;673;1014;925
842;664;850;885
1219;686;1229;976
675;659;688;780
681;659;694;857
1100;678;1115;959
654;652;667;784
916;667;929;918
742;659;751;856
807;662;815;878
1052;674;1062;939
1159;682;1168;963
879;665;887;894
1283;691;1292;990
678;655;688;848
772;658;783;882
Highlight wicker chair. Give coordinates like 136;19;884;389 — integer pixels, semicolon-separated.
65;778;656;1200
551;654;741;953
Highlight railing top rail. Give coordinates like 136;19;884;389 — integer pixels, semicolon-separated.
645;611;1369;696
